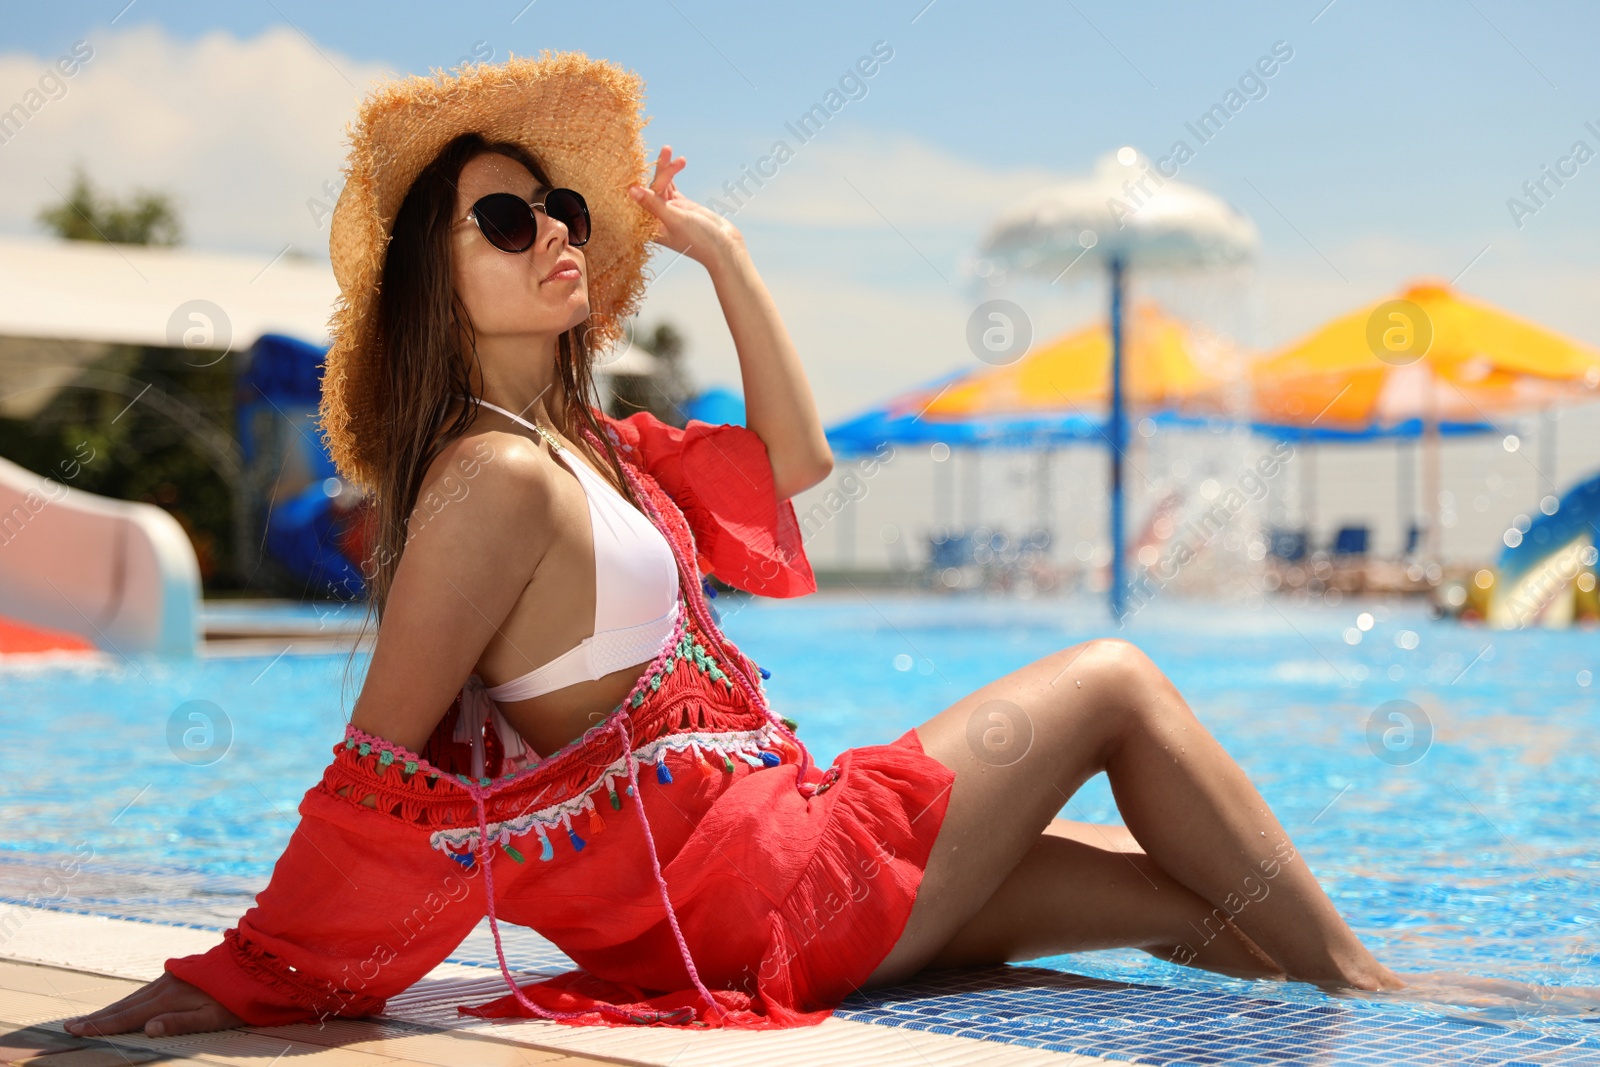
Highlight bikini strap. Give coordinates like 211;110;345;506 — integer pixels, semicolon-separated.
474;397;566;453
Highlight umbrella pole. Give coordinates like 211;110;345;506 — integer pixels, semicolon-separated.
1109;255;1128;622
1397;437;1413;557
1540;405;1558;492
1038;446;1053;536
1424;370;1441;568
1301;443;1317;548
1424;420;1441;566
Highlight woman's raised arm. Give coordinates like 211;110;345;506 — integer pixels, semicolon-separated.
629;147;834;501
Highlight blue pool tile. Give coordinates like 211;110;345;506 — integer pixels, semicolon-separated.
836;964;1600;1066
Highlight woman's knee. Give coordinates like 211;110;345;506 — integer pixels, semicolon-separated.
1057;638;1178;748
1055;636;1150;702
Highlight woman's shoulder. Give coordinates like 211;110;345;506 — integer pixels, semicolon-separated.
408;429;562;544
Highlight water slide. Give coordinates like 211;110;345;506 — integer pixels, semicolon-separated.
1486;471;1600;629
0;453;201;655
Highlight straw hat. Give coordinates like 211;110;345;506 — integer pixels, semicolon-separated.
320;50;659;492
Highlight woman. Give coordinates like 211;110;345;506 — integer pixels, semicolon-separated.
65;53;1400;1040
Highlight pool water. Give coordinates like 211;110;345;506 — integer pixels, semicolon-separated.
2;591;1597;1045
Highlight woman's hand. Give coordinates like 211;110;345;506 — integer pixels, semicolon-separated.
64;973;243;1038
629;146;743;268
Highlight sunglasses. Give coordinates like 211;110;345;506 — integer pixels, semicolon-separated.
465;188;591;253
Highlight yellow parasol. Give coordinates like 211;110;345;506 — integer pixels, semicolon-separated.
1252;280;1600;427
1248;279;1600;562
922;300;1233;417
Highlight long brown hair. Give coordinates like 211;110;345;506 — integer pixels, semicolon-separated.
341;132;638;703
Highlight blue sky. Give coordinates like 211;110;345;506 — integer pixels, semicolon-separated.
5;0;1600;419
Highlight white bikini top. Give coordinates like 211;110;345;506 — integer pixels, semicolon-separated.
472;399;680;705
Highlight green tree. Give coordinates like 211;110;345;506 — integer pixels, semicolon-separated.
36;163;182;246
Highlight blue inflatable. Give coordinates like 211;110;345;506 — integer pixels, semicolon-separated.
238;333;366;599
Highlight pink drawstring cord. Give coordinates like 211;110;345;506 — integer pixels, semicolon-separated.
469;761;714;1025
463;592;713;1025
612;711;728;1018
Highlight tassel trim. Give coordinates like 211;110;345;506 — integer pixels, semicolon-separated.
319;589;782;833
428;725;788;856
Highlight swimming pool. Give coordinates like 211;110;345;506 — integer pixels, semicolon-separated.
2;591;1597;1061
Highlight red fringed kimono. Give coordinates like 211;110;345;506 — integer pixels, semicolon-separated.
164;411;957;1030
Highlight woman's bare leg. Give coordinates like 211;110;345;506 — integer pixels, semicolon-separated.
1044;817;1141;852
862;638;1401;992
920;832;1287;980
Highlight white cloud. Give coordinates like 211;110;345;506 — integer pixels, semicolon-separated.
713;126;1068;233
0;23;394;258
634;259;975;424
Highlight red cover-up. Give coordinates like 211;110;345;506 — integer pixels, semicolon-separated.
163;410;956;1030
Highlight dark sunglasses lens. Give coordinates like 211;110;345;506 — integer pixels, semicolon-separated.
475;193;535;252
545;188;590;246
